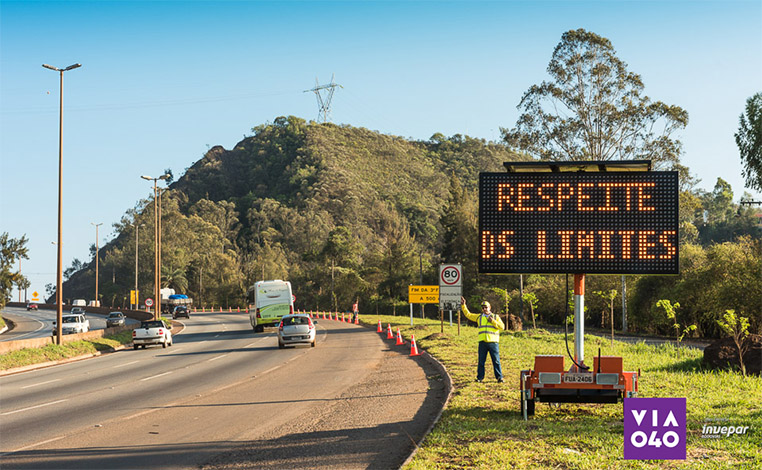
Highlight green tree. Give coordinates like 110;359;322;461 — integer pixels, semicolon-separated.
594;289;617;345
716;309;752;376
735;92;762;192
0;233;29;309
502;29;688;168
656;299;696;343
703;178;734;225
162;266;188;293
15;276;31;302
439;173;479;293
522;292;539;329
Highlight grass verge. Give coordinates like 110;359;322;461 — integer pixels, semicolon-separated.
362;315;761;470
0;330;134;371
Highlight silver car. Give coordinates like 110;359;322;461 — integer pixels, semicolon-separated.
106;311;126;327
277;314;317;349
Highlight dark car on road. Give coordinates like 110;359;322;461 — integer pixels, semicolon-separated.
106;311;126;327
172;305;190;319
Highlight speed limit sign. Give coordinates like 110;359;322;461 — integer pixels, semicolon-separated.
440;264;462;287
145;298;154;307
439;264;462;311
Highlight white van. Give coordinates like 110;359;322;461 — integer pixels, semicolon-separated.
247;280;293;333
72;299;87;307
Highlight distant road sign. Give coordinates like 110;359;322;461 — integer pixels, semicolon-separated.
439;264;462;310
145;298;154;307
31;291;40;302
440;264;462;286
408;285;439;304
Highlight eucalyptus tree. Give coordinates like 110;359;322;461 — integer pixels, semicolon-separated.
0;232;28;309
735;92;762;192
502;29;688;168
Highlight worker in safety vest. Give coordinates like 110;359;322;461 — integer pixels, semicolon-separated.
461;296;504;383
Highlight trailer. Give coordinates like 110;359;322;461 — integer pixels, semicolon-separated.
519;274;639;418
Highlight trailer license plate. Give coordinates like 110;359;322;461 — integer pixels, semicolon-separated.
564;373;594;383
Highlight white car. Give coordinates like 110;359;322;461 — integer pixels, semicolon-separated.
277;314;317;348
57;314;90;335
132;320;173;349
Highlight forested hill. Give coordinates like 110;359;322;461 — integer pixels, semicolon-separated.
61;116;528;312
174;116;516;224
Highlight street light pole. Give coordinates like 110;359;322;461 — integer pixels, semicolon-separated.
92;222;102;307
158;187;164;314
141;174;169;320
135;222;144;310
43;63;81;344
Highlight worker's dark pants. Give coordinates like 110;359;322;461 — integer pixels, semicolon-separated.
477;341;503;381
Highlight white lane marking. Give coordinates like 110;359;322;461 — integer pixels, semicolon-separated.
20;379;61;389
113;360;140;369
207;354;229;362
3;435;65;455
140;371;172;382
1;399;68;416
244;342;258;348
214;334;220;337
2;315;48;341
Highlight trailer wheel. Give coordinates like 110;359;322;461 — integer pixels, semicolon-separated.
520;393;535;417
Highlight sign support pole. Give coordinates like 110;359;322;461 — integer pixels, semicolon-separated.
622;275;628;333
573;273;585;371
410;302;413;326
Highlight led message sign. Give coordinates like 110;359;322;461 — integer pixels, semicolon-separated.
479;172;679;274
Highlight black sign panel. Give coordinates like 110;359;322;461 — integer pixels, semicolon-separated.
479;172;679;274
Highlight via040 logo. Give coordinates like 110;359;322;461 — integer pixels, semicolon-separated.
624;398;686;460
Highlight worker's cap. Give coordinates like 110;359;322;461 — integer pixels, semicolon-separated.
481;301;491;309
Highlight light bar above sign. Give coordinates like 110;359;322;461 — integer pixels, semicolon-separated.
479;171;679;275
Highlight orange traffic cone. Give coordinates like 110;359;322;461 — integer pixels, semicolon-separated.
387;324;394;339
395;328;405;345
354;315;359;325
410;334;421;356
377;320;382;333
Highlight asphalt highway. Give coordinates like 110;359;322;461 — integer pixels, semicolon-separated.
0;311;441;469
0;306;129;342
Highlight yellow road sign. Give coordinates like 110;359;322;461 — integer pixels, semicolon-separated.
408;285;439;304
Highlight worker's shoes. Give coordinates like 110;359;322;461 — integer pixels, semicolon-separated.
476;379;483;383
497;378;504;383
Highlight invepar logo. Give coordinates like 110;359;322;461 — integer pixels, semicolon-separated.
624;398;686;460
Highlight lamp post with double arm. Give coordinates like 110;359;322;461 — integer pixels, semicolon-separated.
141;174;170;319
43;63;81;343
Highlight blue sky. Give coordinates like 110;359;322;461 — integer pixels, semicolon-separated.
1;0;761;301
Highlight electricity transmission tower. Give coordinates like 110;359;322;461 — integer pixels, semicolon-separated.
305;74;342;123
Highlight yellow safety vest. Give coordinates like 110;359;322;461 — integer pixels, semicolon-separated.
477;315;500;342
462;305;503;342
